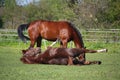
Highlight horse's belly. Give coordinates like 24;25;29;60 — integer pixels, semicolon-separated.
41;31;58;41
48;58;68;65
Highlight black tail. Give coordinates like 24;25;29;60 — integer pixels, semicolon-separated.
17;24;30;43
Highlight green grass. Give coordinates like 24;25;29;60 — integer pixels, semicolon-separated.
0;42;120;80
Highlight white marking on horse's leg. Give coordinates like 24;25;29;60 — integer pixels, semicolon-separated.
50;39;59;47
97;49;108;53
50;41;57;47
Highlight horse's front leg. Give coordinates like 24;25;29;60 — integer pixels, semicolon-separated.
61;39;68;48
83;61;101;65
29;40;36;49
67;56;73;65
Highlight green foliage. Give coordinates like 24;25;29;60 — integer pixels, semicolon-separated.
96;0;120;28
0;0;120;29
25;0;75;22
105;0;120;22
2;0;20;28
4;0;16;9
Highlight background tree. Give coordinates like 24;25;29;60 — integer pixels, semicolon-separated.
0;0;119;29
0;0;4;28
0;17;3;28
96;0;120;28
2;0;17;28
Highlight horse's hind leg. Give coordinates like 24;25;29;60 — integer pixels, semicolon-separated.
84;49;108;53
37;37;42;47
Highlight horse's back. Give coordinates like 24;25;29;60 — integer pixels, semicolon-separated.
28;20;72;30
28;20;73;40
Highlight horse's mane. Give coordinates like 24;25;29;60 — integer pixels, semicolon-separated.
68;22;84;48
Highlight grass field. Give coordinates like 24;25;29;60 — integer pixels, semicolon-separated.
0;41;120;80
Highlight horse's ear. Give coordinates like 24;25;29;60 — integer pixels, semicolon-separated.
22;50;27;54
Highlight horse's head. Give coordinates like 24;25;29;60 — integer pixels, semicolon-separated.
21;47;41;57
20;56;36;64
20;57;28;64
21;47;41;64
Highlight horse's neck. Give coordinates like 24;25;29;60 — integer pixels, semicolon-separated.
35;50;49;63
34;54;43;63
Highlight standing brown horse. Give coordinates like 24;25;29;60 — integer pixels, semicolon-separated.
17;20;84;49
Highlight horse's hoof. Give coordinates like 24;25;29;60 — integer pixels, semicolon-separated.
97;49;108;53
106;49;108;52
98;61;102;65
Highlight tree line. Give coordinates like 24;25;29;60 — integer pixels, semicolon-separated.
0;0;119;29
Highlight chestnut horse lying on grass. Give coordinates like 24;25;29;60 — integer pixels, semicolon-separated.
20;47;107;65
